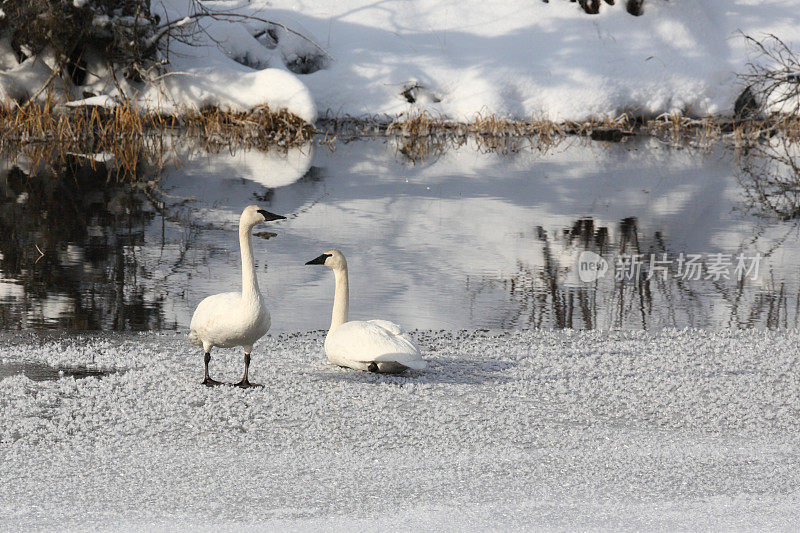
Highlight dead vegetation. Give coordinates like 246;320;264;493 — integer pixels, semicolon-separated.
4;96;799;173
0;94;315;175
316;108;800;164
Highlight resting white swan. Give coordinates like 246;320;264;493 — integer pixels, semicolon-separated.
188;205;285;387
305;250;427;373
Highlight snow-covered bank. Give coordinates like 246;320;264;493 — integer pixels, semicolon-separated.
255;0;800;120
2;1;798;123
0;1;316;123
1;328;797;530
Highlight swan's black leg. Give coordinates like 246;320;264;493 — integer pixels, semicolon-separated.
202;352;222;386
367;362;379;373
236;352;262;388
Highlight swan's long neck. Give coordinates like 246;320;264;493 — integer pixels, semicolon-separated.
239;223;260;300
330;266;349;332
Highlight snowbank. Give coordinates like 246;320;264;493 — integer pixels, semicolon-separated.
0;328;797;529
0;2;317;123
136;0;316;122
238;0;800;120
2;1;798;122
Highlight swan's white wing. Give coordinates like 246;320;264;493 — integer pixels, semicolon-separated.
365;319;404;336
326;320;427;370
190;292;264;348
190;292;241;330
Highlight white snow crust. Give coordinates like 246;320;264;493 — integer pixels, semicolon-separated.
1;328;798;530
252;0;800;120
1;1;799;122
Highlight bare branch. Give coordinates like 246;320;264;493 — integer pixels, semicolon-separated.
150;2;333;62
739;32;800;117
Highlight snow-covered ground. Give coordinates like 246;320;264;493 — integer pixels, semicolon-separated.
262;0;800;120
2;1;799;122
0;328;797;530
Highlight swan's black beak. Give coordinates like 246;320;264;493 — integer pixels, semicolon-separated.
257;209;286;222
305;253;331;265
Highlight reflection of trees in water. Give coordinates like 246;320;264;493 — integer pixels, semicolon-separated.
731;135;800;328
0;156;168;330
0;143;321;331
390;134;565;165
736;135;800;221
482;216;800;330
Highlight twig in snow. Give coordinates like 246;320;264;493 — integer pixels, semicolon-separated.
149;1;333;62
21;66;62;110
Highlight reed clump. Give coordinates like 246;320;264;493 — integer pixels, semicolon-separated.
181;105;315;148
379;109;800;152
0;94;315;174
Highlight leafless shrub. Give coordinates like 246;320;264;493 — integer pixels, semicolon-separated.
0;0;330;108
0;0;159;84
740;33;800;118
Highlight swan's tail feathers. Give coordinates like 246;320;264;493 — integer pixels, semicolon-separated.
188;329;203;347
400;358;427;371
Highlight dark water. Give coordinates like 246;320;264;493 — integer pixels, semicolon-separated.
1;136;799;332
0;360;112;381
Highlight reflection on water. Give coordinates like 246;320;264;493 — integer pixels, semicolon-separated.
0;155;164;329
0;360;113;381
1;136;800;332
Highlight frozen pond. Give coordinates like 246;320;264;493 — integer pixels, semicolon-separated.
1;138;798;529
0;329;798;529
1;136;799;332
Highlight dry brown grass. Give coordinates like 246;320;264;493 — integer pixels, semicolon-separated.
377;109;800;153
4;94;800;175
0;95;315;175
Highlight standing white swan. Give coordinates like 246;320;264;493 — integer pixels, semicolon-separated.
305;250;427;373
188;205;285;387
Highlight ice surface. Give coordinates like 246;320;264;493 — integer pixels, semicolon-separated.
0;328;797;529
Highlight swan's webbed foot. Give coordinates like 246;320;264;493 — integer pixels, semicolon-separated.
234;379;263;389
367;362;379;373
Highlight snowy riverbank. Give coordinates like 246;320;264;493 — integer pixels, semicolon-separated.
1;328;797;530
268;0;800;120
2;1;799;124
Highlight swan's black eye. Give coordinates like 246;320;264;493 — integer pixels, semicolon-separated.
305;253;331;265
